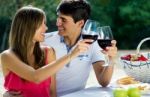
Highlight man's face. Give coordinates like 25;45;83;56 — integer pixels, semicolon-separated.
56;12;83;37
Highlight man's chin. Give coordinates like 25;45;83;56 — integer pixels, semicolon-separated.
58;31;66;36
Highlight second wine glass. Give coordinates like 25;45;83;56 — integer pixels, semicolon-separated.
97;26;114;66
97;26;113;50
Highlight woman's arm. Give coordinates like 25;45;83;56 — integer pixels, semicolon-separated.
1;47;70;84
1;39;92;84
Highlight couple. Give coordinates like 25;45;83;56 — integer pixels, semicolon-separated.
1;0;117;97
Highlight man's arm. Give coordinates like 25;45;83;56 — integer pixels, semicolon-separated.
93;61;114;87
92;40;117;87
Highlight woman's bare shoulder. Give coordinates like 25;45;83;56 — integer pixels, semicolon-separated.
40;46;56;62
41;46;55;54
1;49;14;59
1;49;18;65
1;49;16;75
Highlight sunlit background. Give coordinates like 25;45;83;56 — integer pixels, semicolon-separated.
0;0;150;52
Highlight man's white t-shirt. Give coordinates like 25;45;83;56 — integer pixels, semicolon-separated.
43;31;105;97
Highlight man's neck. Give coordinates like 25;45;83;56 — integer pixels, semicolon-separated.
64;34;80;47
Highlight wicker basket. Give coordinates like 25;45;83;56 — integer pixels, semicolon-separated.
120;37;150;83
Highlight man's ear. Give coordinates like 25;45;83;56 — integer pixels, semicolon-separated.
77;19;84;28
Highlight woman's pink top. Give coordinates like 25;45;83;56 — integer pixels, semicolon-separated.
4;48;51;97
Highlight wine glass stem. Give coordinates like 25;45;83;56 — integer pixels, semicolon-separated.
103;54;109;66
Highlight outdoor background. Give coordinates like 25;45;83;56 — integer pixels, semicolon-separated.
0;0;150;52
0;0;150;96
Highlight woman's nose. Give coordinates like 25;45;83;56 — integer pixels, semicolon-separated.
45;26;48;31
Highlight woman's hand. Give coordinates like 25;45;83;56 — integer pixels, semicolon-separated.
3;91;23;97
70;39;93;58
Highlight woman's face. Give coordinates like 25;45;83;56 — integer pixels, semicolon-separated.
33;18;48;42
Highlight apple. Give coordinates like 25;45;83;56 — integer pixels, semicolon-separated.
113;88;128;97
128;87;141;97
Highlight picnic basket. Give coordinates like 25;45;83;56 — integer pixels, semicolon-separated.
120;37;150;83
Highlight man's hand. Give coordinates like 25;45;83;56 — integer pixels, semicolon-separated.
102;40;117;62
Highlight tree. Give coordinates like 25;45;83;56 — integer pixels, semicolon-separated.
0;0;150;51
0;0;59;52
88;0;150;49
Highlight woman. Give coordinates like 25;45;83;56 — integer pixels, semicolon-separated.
1;6;92;97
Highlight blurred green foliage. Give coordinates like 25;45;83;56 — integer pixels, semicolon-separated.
89;0;150;49
0;0;150;52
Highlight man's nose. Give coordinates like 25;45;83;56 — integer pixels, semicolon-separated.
56;18;62;26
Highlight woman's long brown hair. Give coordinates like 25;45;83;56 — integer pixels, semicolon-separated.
9;6;46;69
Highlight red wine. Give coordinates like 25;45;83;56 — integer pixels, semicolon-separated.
82;34;98;44
98;39;112;50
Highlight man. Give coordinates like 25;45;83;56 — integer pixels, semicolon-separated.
44;0;117;96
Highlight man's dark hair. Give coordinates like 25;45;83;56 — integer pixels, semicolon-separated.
57;0;91;23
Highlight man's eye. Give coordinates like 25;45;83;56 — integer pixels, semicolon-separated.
62;19;66;22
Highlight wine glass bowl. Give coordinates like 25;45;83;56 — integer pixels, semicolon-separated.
82;19;100;44
82;35;98;44
97;26;113;50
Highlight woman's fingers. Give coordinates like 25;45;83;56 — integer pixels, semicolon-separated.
76;39;93;52
71;39;94;57
80;39;94;44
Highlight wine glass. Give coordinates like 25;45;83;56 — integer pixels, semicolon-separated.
97;26;114;66
82;19;100;44
79;19;100;60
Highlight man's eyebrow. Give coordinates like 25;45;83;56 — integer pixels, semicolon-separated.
59;16;67;22
61;17;66;20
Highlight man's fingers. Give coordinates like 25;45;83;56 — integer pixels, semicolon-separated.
111;40;117;47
